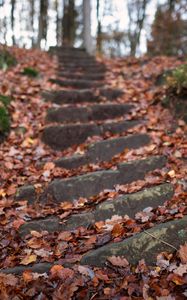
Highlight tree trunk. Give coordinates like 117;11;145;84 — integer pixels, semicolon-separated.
96;0;102;54
37;0;48;48
168;0;175;12
30;0;35;47
11;0;16;45
62;0;76;47
55;0;61;46
128;0;148;56
83;0;93;54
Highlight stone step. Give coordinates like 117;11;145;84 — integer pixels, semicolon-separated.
55;134;150;169
42;88;124;104
16;156;166;205
49;78;104;89
19;183;173;236
42;120;140;150
57;72;105;81
59;65;107;73
46;103;134;124
57;53;93;59
81;216;187;266
43;155;167;204
58;58;97;64
50;46;88;54
59;61;104;68
3;213;185;275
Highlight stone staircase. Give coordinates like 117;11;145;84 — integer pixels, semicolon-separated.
3;47;186;275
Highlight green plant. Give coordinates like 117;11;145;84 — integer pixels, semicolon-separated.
22;67;39;77
0;94;11;107
0;49;17;70
0;106;10;133
166;64;187;93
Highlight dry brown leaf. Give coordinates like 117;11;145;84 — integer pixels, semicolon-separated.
107;256;129;267
0;273;18;286
178;242;187;263
20;254;37;265
111;223;124;237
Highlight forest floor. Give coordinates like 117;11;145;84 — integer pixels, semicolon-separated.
0;46;186;299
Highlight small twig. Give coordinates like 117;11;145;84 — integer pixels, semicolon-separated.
90;292;98;300
143;230;178;251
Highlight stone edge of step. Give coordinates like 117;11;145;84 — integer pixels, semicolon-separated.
15;155;167;205
55;133;150;169
2;215;186;275
80;215;187;267
18;182;173;237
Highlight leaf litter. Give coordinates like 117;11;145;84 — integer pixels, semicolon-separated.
0;46;186;298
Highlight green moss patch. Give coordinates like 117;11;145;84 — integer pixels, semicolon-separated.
22;67;39;78
0;94;11;108
0;49;17;70
161;64;187;122
0;94;11;140
0;106;10;133
166;63;187;94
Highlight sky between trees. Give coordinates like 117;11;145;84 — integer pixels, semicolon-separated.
0;0;186;56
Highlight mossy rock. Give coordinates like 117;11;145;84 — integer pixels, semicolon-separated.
22;67;39;78
0;94;11;107
0;106;10;133
155;69;173;86
166;64;187;93
0;49;17;70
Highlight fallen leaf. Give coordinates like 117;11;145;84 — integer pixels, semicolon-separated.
22;270;33;282
178;242;187;263
4;162;14;170
34;249;52;258
167;170;176;178
107;256;129;267
44;162;55;171
50;265;74;280
12;218;25;230
77;266;95;279
58;231;72;241
0;273;18;286
111;223;124;237
20;254;37;265
173;263;187;276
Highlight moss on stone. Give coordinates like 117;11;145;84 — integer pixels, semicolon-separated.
22;67;39;77
0;94;11;108
0;106;10;133
0;49;17;70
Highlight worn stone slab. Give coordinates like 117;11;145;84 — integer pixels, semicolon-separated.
94;183;173;222
42;88;124;104
16;185;36;203
1;262;54;275
59;61;106;69
55;134;150;169
57;72;105;81
42;120;140;150
18;183;173;237
58;56;95;62
46;103;133;124
4;209;185;275
59;65;107;74
59;61;103;67
155;70;173;86
81;216;187;266
49;78;104;89
50;46;86;52
16;156;166;205
50;46;87;55
42;156;167;204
